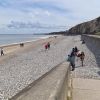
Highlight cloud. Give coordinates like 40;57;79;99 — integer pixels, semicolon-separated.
7;21;67;29
0;0;70;14
0;0;100;34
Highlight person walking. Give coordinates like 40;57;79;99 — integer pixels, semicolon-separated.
45;44;48;50
69;48;76;71
47;42;50;49
74;46;78;53
80;51;85;66
1;48;4;56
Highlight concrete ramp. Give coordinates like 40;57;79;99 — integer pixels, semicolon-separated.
73;78;100;100
10;62;70;100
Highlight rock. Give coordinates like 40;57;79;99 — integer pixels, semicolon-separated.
68;16;100;34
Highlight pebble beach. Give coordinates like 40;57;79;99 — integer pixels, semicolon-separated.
0;35;99;100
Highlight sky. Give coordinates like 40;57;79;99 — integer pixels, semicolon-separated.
0;0;100;34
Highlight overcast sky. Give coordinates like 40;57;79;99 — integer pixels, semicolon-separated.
0;0;100;34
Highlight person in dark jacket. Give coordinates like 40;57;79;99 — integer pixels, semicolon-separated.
47;42;50;49
70;48;76;71
1;48;4;56
74;46;78;53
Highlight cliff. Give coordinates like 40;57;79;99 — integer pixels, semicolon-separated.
68;17;100;34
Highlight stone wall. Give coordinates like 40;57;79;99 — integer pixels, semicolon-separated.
81;35;100;67
10;62;71;100
48;63;71;100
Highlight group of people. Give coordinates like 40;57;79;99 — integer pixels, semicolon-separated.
68;46;85;71
44;42;50;50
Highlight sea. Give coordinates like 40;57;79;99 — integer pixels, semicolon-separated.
0;34;50;46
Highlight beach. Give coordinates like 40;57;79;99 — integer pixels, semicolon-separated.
0;35;99;100
0;35;72;99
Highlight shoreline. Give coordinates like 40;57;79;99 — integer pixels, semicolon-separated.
0;35;53;48
0;35;58;56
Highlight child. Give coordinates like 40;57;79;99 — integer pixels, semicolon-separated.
80;52;85;66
